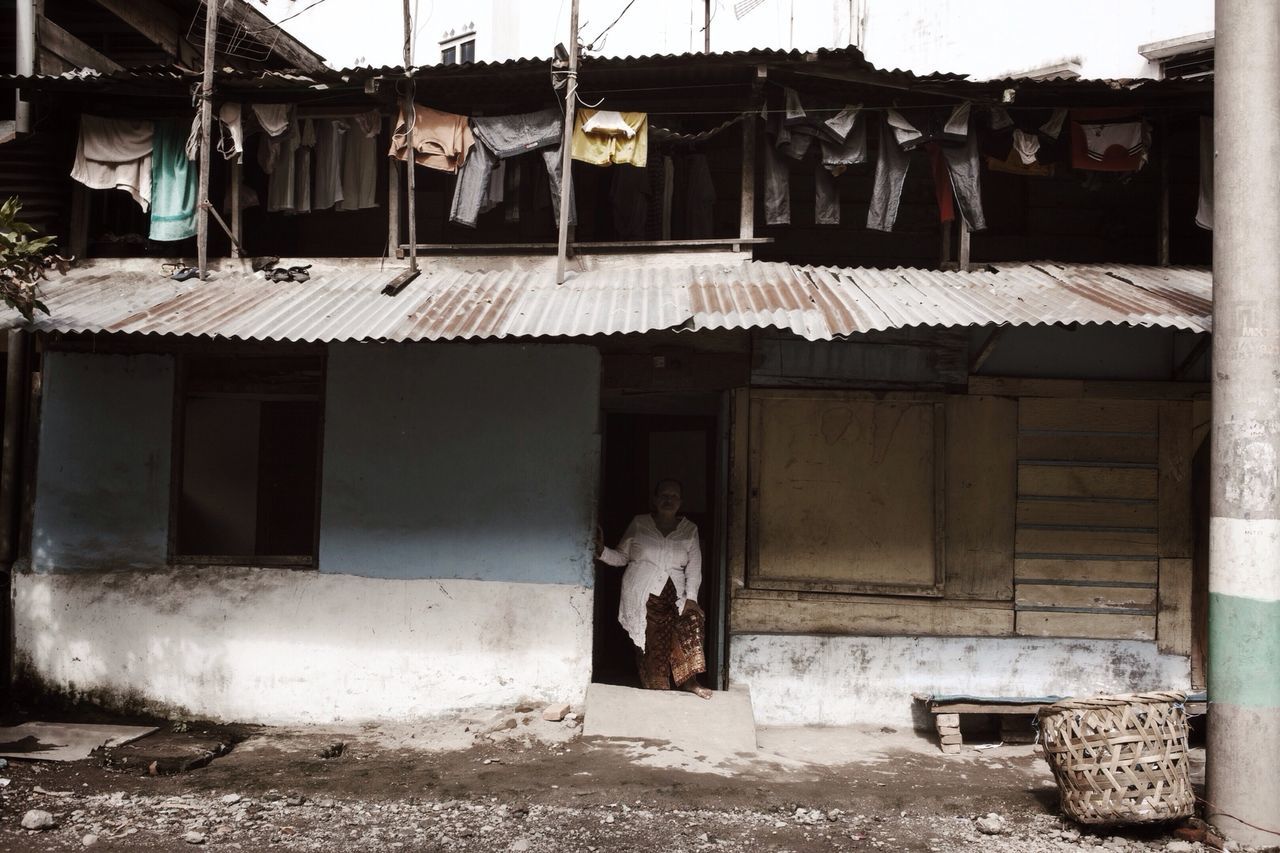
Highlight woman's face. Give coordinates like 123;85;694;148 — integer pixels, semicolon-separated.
653;483;683;516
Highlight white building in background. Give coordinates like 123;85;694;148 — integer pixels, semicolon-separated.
267;0;1213;79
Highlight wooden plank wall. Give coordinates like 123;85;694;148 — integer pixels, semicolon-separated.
1013;399;1162;640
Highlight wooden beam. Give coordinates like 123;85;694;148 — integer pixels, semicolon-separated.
969;376;1210;401
381;268;420;297
68;183;89;260
229;161;242;259
89;0;182;58
37;17;124;72
387;156;401;260
1174;334;1211;379
969;326;1004;374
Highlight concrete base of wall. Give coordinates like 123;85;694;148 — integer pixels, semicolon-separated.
14;569;592;724
729;633;1191;727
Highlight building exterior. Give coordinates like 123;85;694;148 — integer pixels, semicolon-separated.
0;11;1215;730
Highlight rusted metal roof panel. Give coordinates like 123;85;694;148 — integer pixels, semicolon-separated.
12;259;1210;344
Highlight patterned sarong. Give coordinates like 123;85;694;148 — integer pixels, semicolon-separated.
637;579;706;690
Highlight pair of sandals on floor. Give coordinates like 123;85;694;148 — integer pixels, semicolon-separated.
163;259;312;283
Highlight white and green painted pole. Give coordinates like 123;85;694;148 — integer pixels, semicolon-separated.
1208;0;1280;846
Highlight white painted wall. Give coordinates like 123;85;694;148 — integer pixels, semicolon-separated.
730;634;1191;727
269;0;1211;79
14;569;592;724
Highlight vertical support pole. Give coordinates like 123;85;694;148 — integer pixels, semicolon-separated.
958;217;971;270
195;0;218;279
739;115;756;245
704;0;711;54
229;161;242;259
388;155;402;259
402;0;417;273
68;183;89;260
739;66;763;250
14;0;33;134
1159;119;1171;266
1208;0;1280;847
940;221;952;267
554;0;580;285
0;330;27;564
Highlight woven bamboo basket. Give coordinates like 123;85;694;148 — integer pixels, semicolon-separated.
1037;691;1194;825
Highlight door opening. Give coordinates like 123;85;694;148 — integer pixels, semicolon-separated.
595;405;724;689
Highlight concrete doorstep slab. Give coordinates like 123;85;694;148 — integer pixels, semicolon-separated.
582;683;758;755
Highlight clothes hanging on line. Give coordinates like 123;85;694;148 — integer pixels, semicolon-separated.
762;90;866;226
683;153;717;238
313;119;347;210
148;120;198;242
867;106;986;232
1196;115;1213;230
451;108;574;227
251;104;291;138
982;106;1066;177
337;109;381;211
70;115;155;211
266;113;301;212
1068;108;1150;172
390;104;473;173
217;102;245;160
294;118;316;214
571;108;648;166
611;160;652;239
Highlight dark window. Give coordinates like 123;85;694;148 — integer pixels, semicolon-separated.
174;356;324;565
441;46;456;65
460;39;475;64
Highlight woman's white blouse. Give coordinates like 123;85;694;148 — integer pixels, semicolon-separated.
599;514;702;651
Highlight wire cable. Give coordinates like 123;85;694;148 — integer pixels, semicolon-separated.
586;0;640;52
244;0;336;35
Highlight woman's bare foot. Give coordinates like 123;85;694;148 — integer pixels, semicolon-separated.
679;679;712;700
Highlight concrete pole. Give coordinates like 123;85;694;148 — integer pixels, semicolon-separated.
1207;0;1280;847
554;0;579;285
14;0;33;134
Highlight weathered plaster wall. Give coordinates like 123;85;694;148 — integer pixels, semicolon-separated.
730;634;1191;727
13;568;592;723
319;342;601;585
31;352;174;571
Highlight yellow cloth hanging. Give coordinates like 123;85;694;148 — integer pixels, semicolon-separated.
571;109;648;167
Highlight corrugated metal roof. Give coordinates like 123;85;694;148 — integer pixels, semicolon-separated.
10;259;1210;344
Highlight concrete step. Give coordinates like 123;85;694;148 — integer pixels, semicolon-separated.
582;682;757;754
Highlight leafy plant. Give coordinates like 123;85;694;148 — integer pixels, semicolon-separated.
0;196;59;322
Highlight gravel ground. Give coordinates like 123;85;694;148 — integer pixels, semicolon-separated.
0;713;1269;853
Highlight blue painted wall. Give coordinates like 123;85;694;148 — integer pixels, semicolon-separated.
318;342;600;585
32;353;175;571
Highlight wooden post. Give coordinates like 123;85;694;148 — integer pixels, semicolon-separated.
704;0;711;54
196;0;218;279
940;220;952;267
958;217;971;270
399;0;419;268
1158;119;1171;266
388;155;402;259
554;0;579;284
68;183;89;260
739;114;756;247
229;160;242;259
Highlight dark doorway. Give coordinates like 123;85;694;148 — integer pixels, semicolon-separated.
595;407;724;689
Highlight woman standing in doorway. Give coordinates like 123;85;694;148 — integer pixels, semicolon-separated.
596;479;712;699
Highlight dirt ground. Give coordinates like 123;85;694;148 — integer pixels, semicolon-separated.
0;708;1260;853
